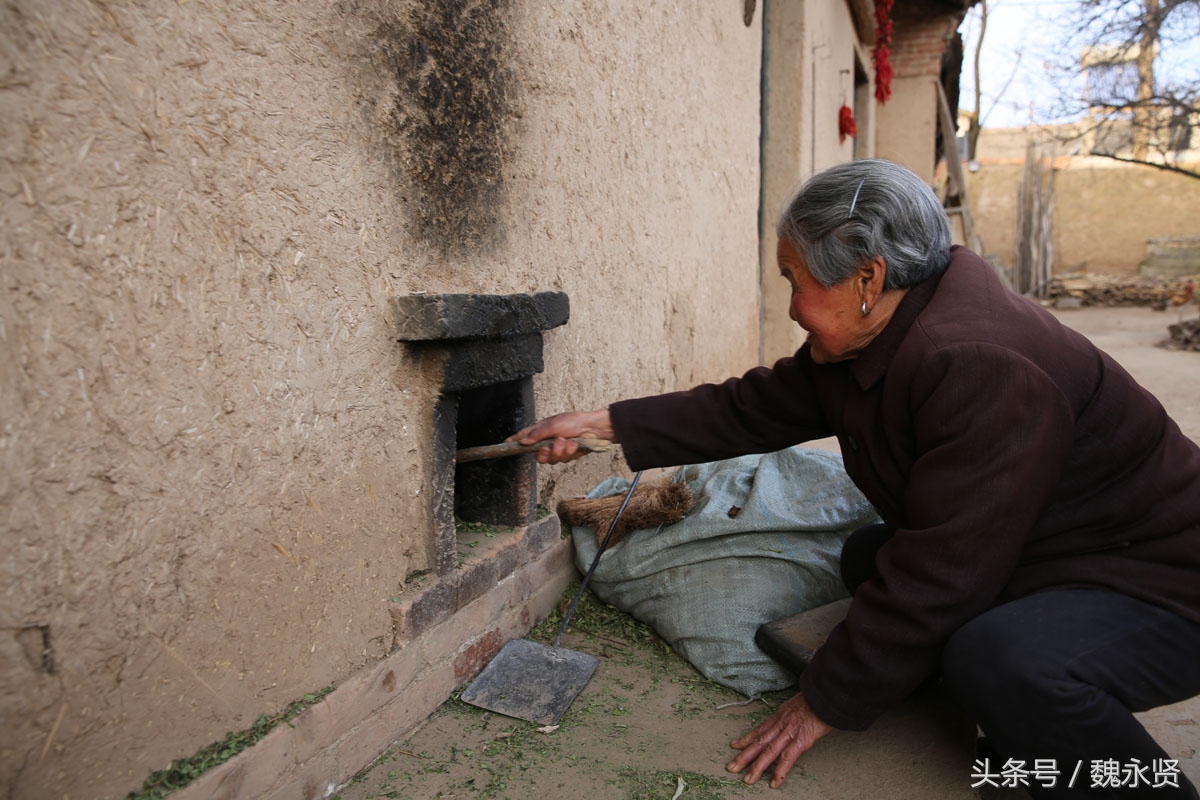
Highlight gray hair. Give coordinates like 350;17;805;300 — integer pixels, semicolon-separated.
775;159;952;290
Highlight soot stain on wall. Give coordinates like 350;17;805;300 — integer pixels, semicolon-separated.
376;0;515;251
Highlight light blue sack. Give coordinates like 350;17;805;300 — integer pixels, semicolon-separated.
571;446;879;696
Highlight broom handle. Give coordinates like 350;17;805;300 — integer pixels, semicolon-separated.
455;437;611;463
552;470;643;648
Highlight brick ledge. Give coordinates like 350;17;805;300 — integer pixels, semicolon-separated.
171;516;575;800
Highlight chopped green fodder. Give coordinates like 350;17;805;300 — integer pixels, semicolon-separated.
621;768;747;800
528;581;665;648
126;685;335;800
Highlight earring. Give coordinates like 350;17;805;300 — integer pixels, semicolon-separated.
861;301;871;317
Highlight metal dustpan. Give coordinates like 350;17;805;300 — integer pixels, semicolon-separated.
461;471;644;725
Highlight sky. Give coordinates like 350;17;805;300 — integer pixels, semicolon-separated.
958;0;1200;129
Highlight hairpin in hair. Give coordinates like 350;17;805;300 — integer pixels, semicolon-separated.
848;178;866;217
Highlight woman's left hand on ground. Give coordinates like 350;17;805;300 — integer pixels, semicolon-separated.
727;693;832;788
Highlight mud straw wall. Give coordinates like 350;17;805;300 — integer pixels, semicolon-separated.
0;2;761;797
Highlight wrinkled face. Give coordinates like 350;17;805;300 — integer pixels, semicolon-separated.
777;238;868;364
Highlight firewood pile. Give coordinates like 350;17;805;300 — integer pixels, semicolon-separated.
1043;273;1198;309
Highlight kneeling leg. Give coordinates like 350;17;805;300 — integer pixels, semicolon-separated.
942;589;1200;799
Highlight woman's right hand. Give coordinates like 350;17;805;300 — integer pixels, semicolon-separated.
506;409;617;464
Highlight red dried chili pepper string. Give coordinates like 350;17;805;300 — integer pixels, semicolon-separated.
873;0;894;103
839;104;857;143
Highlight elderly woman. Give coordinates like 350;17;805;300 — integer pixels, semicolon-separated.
511;159;1200;798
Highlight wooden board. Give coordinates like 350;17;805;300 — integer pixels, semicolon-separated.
754;597;852;676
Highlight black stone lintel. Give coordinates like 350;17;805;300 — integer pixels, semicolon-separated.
394;292;569;342
431;334;543;393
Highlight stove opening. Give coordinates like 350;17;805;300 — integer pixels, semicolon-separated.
452;378;535;528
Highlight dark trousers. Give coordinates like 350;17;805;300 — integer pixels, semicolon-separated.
840;524;1200;799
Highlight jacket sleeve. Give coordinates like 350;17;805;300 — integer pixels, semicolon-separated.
799;341;1077;730
608;349;834;471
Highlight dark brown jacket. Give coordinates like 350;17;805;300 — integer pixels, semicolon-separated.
609;246;1200;730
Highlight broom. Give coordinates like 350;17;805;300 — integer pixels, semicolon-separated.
558;479;694;546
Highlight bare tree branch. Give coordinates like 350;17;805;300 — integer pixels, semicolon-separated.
1087;150;1200;178
1033;0;1200;179
968;0;988;160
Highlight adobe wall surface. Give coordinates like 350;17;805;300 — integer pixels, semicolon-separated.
0;2;761;797
966;130;1200;274
876;75;939;181
759;0;872;364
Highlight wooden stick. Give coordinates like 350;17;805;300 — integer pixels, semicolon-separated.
455;437;611;463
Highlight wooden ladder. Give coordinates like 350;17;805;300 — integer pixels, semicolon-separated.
936;82;984;256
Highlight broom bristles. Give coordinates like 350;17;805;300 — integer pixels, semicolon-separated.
557;480;694;547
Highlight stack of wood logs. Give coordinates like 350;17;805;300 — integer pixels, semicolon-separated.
1043;273;1199;309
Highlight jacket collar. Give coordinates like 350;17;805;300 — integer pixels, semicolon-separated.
849;248;956;390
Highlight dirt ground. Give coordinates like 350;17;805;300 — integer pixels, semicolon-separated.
335;306;1200;800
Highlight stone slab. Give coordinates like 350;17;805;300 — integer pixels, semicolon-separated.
393;292;569;341
1140;236;1200;279
437;334;545;392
